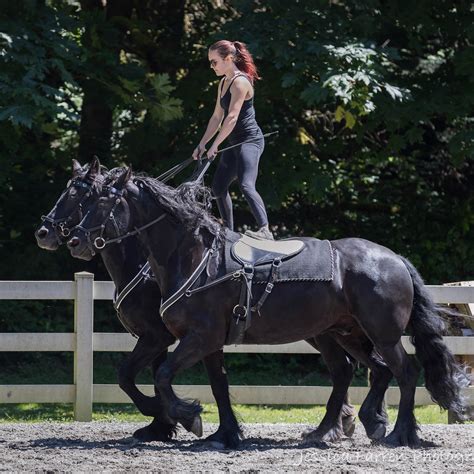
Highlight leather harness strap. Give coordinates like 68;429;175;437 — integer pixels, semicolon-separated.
114;262;153;311
251;257;281;316
160;238;220;317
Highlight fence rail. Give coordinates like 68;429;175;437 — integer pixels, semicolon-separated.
1;272;473;421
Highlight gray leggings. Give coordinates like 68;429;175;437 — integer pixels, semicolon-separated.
211;139;268;230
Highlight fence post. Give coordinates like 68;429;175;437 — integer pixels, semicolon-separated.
74;271;94;421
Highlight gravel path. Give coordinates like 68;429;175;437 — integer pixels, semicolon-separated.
0;422;473;472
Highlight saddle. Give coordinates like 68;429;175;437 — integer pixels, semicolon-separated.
231;235;304;266
224;233;333;345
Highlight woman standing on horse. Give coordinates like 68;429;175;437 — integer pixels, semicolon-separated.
193;40;273;240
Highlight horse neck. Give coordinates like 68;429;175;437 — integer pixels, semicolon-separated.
100;237;147;292
130;196;207;298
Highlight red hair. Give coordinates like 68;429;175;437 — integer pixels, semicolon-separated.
209;40;261;85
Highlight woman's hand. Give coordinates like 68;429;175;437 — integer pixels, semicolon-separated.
207;143;219;161
192;143;206;160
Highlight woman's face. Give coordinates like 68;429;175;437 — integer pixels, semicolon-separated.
208;50;230;76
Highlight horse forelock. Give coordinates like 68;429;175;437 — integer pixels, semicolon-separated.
74;163;110;192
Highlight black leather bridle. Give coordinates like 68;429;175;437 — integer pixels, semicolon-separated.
41;179;98;239
72;184;168;255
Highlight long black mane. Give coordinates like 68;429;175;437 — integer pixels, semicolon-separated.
131;173;222;241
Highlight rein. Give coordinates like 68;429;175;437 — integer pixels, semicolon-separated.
157;131;279;183
70;130;279;250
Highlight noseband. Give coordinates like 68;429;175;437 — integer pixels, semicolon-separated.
41;179;98;238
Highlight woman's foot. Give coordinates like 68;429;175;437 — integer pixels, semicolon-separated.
245;225;274;240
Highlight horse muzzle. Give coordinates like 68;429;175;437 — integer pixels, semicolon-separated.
35;225;60;251
67;236;94;260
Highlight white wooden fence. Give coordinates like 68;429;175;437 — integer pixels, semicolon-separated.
0;272;473;421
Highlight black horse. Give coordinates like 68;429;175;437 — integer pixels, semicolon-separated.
67;167;467;447
36;159;364;447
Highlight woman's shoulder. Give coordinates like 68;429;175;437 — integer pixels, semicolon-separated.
234;73;251;83
231;74;252;90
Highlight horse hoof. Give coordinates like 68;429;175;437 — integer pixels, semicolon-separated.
301;429;329;446
190;414;203;437
342;416;356;438
204;429;242;449
369;424;386;441
383;429;421;448
133;422;176;442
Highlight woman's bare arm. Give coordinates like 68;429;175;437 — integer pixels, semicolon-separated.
198;81;225;146
210;77;249;149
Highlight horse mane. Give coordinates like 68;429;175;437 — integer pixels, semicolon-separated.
129;172;222;241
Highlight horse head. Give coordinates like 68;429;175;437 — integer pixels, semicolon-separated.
35;156;104;250
67;166;138;260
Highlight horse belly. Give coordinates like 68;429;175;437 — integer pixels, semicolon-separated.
243;282;344;344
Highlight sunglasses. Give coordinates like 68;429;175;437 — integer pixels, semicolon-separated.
209;59;218;67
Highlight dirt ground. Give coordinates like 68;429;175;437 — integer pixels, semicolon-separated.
0;422;473;472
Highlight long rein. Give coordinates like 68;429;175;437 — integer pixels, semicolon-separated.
68;131;279;311
72;131;279;251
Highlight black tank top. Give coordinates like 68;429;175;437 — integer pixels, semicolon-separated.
219;73;263;145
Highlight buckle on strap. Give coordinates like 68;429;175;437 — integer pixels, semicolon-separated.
243;263;254;274
265;282;274;293
232;304;247;321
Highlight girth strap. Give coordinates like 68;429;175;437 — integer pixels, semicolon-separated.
226;263;254;345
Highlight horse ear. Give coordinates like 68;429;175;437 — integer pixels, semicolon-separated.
87;155;101;178
72;159;82;177
115;167;132;189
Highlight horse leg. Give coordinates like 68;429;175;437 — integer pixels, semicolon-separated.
333;333;393;441
154;331;213;437
302;334;356;443
132;351;178;442
117;336;166;416
374;341;421;447
202;349;242;449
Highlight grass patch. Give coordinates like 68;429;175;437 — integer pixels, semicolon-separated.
0;403;451;424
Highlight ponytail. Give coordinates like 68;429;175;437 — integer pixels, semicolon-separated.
209;40;261;85
232;41;261;84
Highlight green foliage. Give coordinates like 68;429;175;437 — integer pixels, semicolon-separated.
218;0;473;281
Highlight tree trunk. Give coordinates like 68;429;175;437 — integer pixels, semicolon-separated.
77;0;133;164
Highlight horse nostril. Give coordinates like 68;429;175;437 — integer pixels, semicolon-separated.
67;236;80;248
36;227;48;239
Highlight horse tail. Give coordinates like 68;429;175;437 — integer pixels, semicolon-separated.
400;256;469;417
